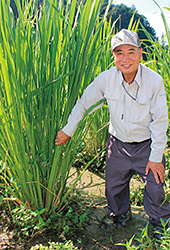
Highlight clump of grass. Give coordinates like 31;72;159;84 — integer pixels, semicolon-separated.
0;0;114;216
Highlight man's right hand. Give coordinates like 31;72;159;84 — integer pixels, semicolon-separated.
55;130;71;146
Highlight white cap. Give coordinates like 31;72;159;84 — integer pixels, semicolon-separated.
111;29;141;51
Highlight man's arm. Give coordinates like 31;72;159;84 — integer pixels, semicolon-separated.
148;79;168;163
59;76;105;138
146;78;168;183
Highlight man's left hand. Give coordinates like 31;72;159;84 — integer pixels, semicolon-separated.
145;160;165;184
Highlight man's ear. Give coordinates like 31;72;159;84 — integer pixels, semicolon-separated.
140;48;143;60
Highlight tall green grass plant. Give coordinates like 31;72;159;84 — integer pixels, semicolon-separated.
0;0;114;216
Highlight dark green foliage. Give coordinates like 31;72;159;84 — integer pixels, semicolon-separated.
101;1;156;39
1;191;88;240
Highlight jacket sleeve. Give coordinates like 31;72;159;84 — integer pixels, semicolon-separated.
149;79;169;162
62;78;105;137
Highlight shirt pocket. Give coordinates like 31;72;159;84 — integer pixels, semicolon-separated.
132;96;151;124
104;91;124;119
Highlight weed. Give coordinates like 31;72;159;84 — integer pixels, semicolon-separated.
117;221;170;250
30;240;78;250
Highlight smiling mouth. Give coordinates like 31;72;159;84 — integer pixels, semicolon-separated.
122;64;131;67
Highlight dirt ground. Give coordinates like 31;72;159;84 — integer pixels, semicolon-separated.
0;170;150;250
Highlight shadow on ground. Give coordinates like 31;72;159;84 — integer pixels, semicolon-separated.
77;200;148;249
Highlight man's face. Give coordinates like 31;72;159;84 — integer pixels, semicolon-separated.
112;44;143;83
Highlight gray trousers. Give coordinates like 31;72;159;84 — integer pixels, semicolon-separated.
105;135;170;226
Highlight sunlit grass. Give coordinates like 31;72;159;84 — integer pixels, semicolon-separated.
0;0;113;216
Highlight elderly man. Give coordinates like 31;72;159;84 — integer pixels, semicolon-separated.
55;29;170;239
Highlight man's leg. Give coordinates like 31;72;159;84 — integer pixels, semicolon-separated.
131;140;170;239
105;136;134;222
143;156;170;232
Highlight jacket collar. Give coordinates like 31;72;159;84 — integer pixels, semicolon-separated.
118;63;142;87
